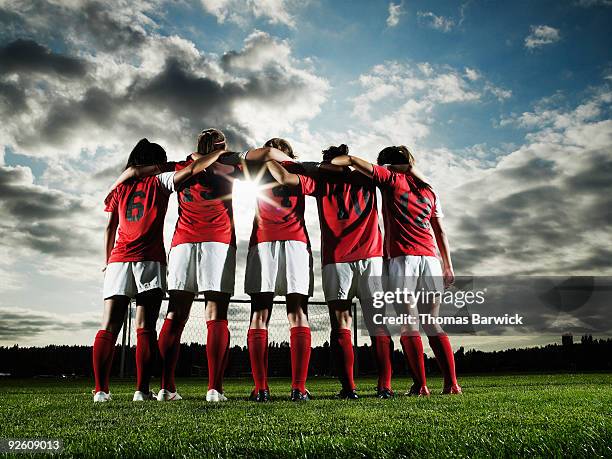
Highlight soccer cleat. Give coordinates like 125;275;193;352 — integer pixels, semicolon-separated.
249;389;271;402
442;384;462;395
206;389;228;402
290;389;311;402
133;390;157;401
92;390;111;402
405;383;430;397
376;387;394;399
337;389;359;400
157;389;183;401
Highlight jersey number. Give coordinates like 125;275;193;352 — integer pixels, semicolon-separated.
330;185;371;220
399;192;431;228
126;190;145;222
181;176;214;202
272;186;292;208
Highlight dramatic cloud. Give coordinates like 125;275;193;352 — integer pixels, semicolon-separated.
386;2;403;27
446;90;612;275
524;25;561;49
0;165;98;258
417;11;455;32
200;0;298;27
350;61;510;143
0;307;98;341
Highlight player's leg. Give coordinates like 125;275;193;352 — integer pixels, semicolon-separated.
248;292;273;401
93;261;134;401
287;293;311;400
199;242;236;402
328;300;357;399
93;295;130;401
419;257;461;394
285;241;313;401
357;258;393;398
245;241;278;401
133;288;163;400
390;255;429;396
158;243;197;400
157;290;193;400
322;261;357;398
205;291;230;401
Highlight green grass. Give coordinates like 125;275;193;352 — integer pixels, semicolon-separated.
0;374;611;458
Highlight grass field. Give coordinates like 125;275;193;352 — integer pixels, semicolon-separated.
1;374;611;458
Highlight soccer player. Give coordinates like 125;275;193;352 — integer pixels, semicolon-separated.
245;138;314;402
93;138;226;402
110;129;293;402
267;145;395;399
331;146;461;396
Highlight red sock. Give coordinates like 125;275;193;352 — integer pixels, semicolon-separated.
92;330;117;393
332;329;355;391
247;329;268;392
207;320;229;391
371;333;392;390
136;328;157;393
158;318;185;392
290;326;311;392
401;333;427;387
428;334;458;388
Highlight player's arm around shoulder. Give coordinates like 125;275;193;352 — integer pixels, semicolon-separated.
266;160;301;186
330;154;375;178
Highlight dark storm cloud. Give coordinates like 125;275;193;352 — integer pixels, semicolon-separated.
0;39;87;77
0;167;85;220
40;87;120;144
0;309;97;339
452;147;612;273
0;166;96;257
135;58;241;118
0;80;26;112
80;1;147;51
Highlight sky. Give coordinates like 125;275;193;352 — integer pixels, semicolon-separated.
0;0;611;350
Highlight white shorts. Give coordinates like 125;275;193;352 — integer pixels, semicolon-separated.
322;257;383;303
245;240;314;296
386;255;444;297
103;261;166;299
167;242;236;295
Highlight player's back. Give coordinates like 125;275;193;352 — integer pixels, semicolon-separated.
105;175;171;264
372;165;441;258
250;162;309;247
308;169;383;265
172;159;238;247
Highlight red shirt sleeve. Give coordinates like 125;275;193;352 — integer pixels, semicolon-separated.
104;189;118;213
298;174;317;196
371;164;396;187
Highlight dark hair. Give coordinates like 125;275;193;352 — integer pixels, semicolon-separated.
125;138;167;169
377;145;415;166
197;128;226;155
264;138;295;158
322;144;349;162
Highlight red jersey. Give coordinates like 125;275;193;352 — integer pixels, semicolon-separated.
171;158;242;248
299;169;383;266
104;173;175;264
371;165;443;258
249;162;311;247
